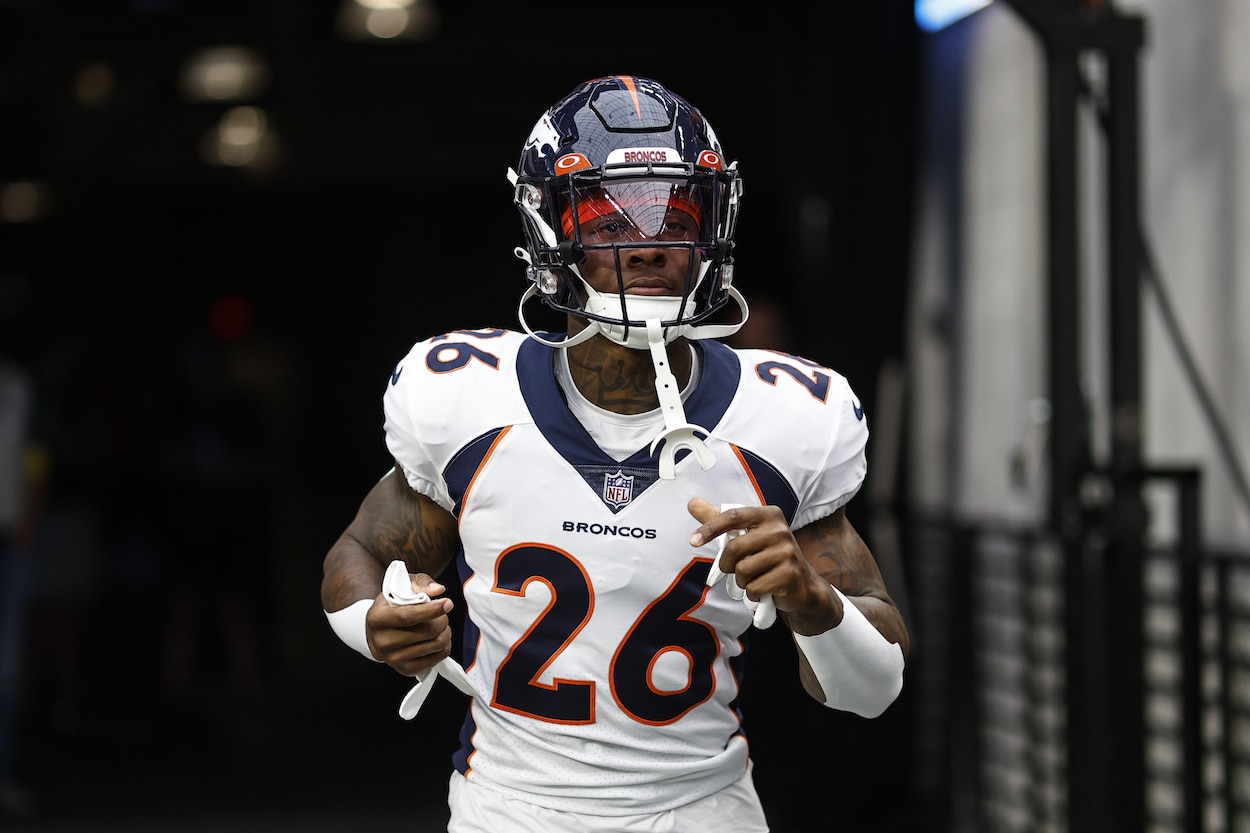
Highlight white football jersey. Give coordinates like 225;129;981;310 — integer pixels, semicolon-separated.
382;328;868;815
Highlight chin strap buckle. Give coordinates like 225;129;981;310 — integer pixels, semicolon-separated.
644;319;715;480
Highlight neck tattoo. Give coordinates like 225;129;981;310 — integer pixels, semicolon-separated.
569;339;692;415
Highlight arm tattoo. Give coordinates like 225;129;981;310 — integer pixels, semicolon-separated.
377;483;455;575
804;516;881;599
796;510;910;654
340;469;457;579
321;552;379;608
323;470;457;610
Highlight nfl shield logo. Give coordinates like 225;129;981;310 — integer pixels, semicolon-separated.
603;470;634;509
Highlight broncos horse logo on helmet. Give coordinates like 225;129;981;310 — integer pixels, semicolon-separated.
508;75;747;350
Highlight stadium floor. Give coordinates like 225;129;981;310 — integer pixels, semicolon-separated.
4;681;457;833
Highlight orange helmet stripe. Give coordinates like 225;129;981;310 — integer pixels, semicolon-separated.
617;75;644;120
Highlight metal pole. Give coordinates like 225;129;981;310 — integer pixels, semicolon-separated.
1177;470;1205;833
1104;18;1149;833
998;4;1149;831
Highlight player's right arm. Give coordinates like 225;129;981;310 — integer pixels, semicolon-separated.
321;466;461;677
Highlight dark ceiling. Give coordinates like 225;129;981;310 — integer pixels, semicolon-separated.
0;0;924;503
1;0;924;470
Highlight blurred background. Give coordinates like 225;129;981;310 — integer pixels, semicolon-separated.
0;1;1247;831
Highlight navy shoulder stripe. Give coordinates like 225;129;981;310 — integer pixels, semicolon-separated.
735;446;799;526
444;428;506;517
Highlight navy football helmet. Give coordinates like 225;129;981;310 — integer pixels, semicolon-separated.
509;75;745;348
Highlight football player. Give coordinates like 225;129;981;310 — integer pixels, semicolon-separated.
322;75;909;833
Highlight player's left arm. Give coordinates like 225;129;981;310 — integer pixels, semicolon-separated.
688;499;908;714
788;507;909;652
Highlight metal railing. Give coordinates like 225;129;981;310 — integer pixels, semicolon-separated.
902;485;1248;833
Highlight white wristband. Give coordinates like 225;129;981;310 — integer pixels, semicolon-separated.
325;599;382;662
792;586;904;718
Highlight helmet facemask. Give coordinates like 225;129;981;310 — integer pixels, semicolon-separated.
514;164;744;350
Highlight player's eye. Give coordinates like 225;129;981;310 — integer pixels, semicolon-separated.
583;215;631;239
658;216;696;240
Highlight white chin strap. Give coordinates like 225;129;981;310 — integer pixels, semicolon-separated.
641;318;717;479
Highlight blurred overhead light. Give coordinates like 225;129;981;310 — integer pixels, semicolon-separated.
180;46;270;102
201;106;279;169
76;62;115;107
336;0;440;42
915;0;995;31
0;182;53;223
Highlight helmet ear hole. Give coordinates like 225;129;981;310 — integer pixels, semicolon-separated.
536;269;559;295
517;183;543;210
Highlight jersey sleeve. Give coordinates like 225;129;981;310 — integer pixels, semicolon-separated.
381;342;457;513
791;373;869;530
379;329;531;515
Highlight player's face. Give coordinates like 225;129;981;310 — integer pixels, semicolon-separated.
564;181;704;297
